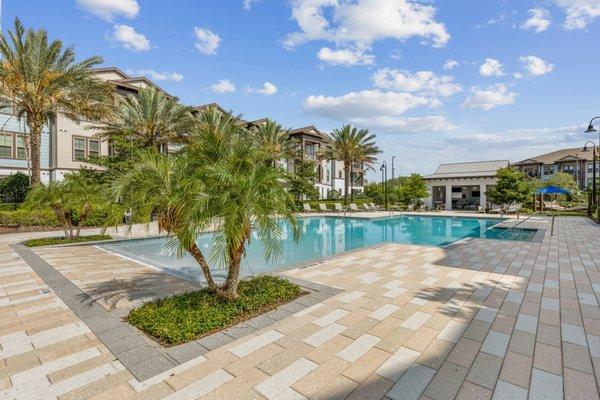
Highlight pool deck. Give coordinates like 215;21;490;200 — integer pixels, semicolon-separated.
1;216;600;399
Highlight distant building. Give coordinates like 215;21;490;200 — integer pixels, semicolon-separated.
423;160;510;210
512;147;599;190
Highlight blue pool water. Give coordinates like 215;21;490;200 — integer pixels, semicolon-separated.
99;216;536;283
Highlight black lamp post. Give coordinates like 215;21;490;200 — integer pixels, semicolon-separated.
380;161;388;211
583;141;597;219
584;116;600;222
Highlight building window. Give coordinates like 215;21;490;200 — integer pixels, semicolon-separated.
0;133;12;158
338;170;342;179
88;139;100;158
15;136;26;159
73;137;86;161
544;165;554;175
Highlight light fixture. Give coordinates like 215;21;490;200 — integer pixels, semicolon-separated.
586;124;598;133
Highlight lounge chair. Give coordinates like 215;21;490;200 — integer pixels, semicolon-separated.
419;205;427;212
362;203;372;212
318;203;329;212
505;204;521;214
303;203;315;212
544;201;565;211
334;203;345;213
489;204;502;214
477;205;486;213
564;204;587;212
406;205;414;212
370;202;380;211
349;203;360;212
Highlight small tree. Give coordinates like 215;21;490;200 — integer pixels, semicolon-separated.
396;174;428;206
287;158;319;202
24;173;104;238
0;172;30;203
486;167;530;207
544;172;578;192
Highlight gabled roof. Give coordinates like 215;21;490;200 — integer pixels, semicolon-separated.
289;125;326;140
113;77;173;97
90;67;173;97
513;147;594;165
424;160;509;180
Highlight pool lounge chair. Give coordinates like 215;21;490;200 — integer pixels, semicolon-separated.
362;203;372;212
477;205;486;213
334;203;346;213
349;203;360;212
564;204;587;212
370;202;380;211
318;203;329;212
406;204;415;211
489;204;503;214
303;203;315;212
505;204;521;214
544;201;565;211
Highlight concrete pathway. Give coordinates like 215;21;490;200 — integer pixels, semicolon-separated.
0;216;599;399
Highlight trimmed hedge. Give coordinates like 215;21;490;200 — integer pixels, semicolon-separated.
0;209;59;227
25;234;112;247
0;203;19;211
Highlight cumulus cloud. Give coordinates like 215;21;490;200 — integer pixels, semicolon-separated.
131;69;183;82
283;0;450;59
211;79;236;93
77;0;139;21
194;27;221;55
111;25;150;52
247;82;278;95
461;84;517;110
317;47;374;66
243;0;259;10
443;60;459;70
519;55;555;76
553;0;600;29
372;68;462;98
479;58;504;77
521;8;551;32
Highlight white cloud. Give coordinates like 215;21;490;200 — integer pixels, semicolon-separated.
521;8;551;32
479;58;504;77
247;82;278;96
210;79;236;93
243;0;259;10
194;27;221;55
353;115;456;132
283;0;449;51
317;47;374;66
475;13;508;29
77;0;139;21
390;50;402;60
371;68;462;97
111;25;150;52
443;60;459;70
519;55;555;76
553;0;600;29
462;84;517;110
303;89;438;120
131;69;183;82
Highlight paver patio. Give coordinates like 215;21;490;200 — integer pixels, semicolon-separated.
1;216;600;399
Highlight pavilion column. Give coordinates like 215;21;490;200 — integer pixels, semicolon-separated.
480;183;487;209
445;185;452;211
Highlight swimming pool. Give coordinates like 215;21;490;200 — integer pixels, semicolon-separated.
99;215;536;284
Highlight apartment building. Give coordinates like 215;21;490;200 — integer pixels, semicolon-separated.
0;67;172;183
513;147;599;190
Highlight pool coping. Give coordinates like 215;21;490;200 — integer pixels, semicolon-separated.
11;243;342;382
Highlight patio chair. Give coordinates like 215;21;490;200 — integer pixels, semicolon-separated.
406;204;415;212
362;203;372;212
334;203;346;213
369;202;380;211
544;200;565;211
505;204;521;214
303;203;315;212
419;205;427;212
489;204;503;214
564;204;587;212
349;203;360;212
318;203;329;212
477;205;486;213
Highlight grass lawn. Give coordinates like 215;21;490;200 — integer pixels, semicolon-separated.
128;275;306;345
25;234;112;247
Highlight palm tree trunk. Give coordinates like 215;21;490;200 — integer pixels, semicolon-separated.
26;120;43;185
187;242;217;290
350;163;354;202
223;244;243;300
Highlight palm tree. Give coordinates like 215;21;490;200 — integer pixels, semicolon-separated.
0;18;114;185
94;87;194;153
108;149;218;290
321;124;380;203
251;119;297;167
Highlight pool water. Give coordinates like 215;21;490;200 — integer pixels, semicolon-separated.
99;216;536;283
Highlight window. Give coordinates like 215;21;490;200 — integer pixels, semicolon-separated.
73;137;86;161
544;165;554;175
15;136;26;159
88;140;100;158
562;164;574;172
0;134;12;158
338;170;342;179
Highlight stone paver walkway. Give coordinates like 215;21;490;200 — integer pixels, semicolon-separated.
0;216;599;399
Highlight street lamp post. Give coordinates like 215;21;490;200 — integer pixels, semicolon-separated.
380;161;388;211
584;117;600;222
391;156;396;181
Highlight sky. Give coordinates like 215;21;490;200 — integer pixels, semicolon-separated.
4;0;600;180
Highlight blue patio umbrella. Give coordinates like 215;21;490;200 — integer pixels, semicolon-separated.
535;185;571;195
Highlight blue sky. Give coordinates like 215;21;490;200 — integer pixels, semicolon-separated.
4;0;600;179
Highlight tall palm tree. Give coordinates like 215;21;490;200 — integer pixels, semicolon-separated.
251;119;297;167
0;18;114;185
321;124;380;203
95;87;195;153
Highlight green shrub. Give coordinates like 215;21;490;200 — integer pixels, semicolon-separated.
0;172;30;203
0;209;59;227
25;234;111;247
128;275;305;345
0;203;18;211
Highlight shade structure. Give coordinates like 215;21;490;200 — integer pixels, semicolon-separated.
536;185;571;195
